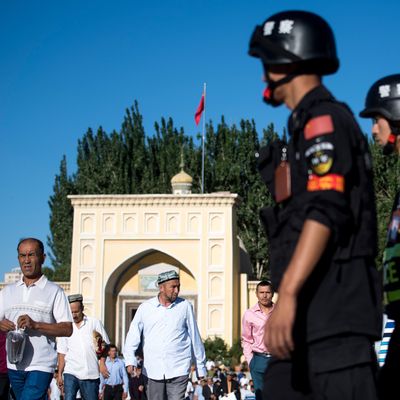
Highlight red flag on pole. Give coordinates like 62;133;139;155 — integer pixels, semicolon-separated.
194;94;205;125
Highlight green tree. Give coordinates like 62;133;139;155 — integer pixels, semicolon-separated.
370;139;400;266
120;101;148;193
146;117;190;193
47;155;76;281
228;338;244;367
75;127;126;194
235;121;275;279
53;100;400;282
203;336;230;365
203;337;244;368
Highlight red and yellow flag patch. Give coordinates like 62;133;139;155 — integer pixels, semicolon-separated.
307;174;344;193
304;115;334;140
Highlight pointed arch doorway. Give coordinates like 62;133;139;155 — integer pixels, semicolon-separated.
103;249;197;348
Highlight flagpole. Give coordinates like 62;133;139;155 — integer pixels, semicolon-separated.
201;82;206;194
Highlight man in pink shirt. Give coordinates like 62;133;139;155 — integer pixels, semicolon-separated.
241;281;274;400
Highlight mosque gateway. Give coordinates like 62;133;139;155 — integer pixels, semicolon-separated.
68;168;256;348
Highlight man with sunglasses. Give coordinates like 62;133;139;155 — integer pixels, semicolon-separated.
249;10;381;399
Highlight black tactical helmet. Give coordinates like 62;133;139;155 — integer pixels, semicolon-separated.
360;74;400;122
249;10;339;75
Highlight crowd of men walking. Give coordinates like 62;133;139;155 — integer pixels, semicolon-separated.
1;7;400;400
0;238;248;400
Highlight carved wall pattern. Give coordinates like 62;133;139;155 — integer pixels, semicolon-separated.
187;213;200;234
80;240;95;268
209;240;223;266
209;273;224;299
145;213;159;233
166;213;179;234
102;213;115;234
81;275;93;298
209;306;223;330
209;213;224;234
122;213;138;234
69;194;238;209
81;214;95;234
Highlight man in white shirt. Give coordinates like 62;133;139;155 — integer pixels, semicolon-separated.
124;270;206;400
57;294;110;400
0;238;73;400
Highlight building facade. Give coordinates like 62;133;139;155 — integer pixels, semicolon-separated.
68;189;254;348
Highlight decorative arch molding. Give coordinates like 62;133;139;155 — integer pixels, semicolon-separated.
122;214;137;234
209;274;223;299
81;214;95;234
81;276;93;299
210;213;224;233
81;244;94;267
103;249;197;347
104;248;195;297
188;213;200;234
102;213;115;234
210;243;222;266
209;307;222;330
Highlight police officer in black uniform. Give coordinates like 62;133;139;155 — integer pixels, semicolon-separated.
248;10;382;399
360;74;400;400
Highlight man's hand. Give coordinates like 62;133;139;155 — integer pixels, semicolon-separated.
126;365;136;376
122;392;128;399
57;375;64;394
138;385;144;392
17;315;37;330
264;291;296;359
0;319;15;332
265;220;330;360
99;360;109;378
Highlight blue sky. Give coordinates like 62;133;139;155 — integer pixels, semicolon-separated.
0;0;399;279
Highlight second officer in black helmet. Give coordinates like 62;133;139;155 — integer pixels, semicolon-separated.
249;10;381;399
360;74;400;400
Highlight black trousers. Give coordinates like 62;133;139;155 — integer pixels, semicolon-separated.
263;335;378;400
103;384;123;400
0;373;9;400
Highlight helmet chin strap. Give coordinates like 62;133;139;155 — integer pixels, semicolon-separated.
383;126;400;155
263;74;298;107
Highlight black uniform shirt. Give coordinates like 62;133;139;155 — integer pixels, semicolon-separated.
265;85;382;342
287;85;376;250
384;191;400;320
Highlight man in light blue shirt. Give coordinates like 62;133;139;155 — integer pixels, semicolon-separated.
124;270;206;400
193;379;205;400
100;345;129;400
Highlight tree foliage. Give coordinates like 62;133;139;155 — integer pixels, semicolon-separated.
370;138;400;265
47;101;397;283
47;156;75;281
203;336;245;368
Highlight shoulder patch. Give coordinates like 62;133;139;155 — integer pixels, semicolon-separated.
304;115;334;140
307;174;344;193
